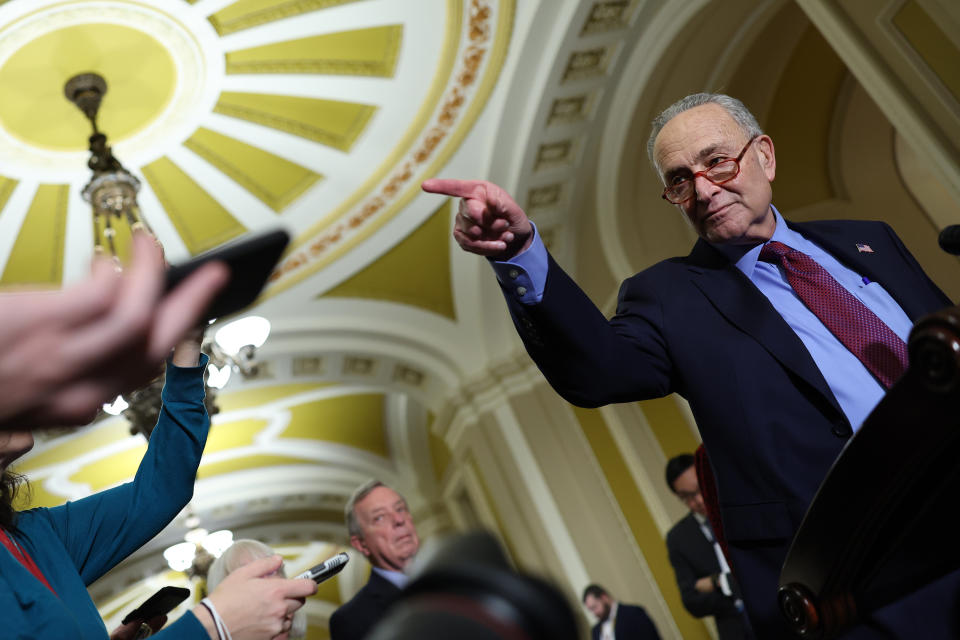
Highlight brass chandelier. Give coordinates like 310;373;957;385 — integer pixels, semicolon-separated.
64;72;154;261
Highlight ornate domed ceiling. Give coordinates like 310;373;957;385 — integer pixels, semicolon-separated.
6;0;959;637
0;0;510;287
2;0;519;634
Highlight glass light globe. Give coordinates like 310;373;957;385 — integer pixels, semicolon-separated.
184;527;209;545
102;395;129;415
163;541;196;572
214;316;271;356
206;362;231;389
202;529;234;557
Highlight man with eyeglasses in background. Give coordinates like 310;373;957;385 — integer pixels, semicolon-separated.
665;454;751;640
421;92;958;638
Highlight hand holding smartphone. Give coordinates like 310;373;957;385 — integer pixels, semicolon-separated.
164;229;290;321
121;585;191;625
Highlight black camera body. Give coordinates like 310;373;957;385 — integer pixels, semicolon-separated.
367;531;579;640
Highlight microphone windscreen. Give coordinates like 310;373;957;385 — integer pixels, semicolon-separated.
938;225;960;255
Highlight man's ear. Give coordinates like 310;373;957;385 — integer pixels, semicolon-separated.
350;535;370;557
756;134;776;182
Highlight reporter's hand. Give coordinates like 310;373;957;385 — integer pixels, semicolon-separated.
421;178;532;260
170;324;206;368
198;555;317;640
694;575;715;593
0;232;229;431
109;614;167;639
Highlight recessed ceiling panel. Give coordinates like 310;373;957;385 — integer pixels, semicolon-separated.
141;156;248;254
209;0;363;36
225;25;402;76
185;126;323;211
0;184;68;286
214;91;376;151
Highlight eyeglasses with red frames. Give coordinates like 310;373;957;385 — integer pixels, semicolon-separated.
661;135;760;204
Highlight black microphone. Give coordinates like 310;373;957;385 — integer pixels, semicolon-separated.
295;552;349;583
938;225;960;255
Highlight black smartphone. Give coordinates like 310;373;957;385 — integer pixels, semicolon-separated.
121;585;191;625
164;229;290;321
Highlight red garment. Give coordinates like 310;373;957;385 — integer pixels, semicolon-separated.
694;445;730;567
0;527;57;594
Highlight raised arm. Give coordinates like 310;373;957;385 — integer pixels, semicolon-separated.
39;326;212;584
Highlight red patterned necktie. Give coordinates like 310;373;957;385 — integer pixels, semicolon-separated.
759;240;908;388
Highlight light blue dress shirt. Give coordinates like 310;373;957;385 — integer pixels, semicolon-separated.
372;566;410;589
491;208;914;431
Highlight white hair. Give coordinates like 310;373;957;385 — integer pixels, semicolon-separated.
647;92;764;172
207;539;308;638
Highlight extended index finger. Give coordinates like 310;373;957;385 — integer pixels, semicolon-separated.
421;178;487;200
281;578;319;600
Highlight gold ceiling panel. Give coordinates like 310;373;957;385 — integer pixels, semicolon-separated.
16;422;130;472
893;1;960;104
69;440;147;492
197;455;319;479
321;200;456;319
0;184;68;287
226;25;402;76
13;479;63;511
215;92;376;151
209;0;363;36
185;127;323;212
204;418;270;453
218;382;336;413
0;175;17;213
0;23;175;151
141;157;248;254
282;393;388;458
765;26;846;211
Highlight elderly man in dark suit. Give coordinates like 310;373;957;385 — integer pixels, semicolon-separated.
665;454;750;640
421;92;959;638
329;480;420;640
582;584;660;640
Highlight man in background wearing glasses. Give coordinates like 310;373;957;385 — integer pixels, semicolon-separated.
421;92;958;638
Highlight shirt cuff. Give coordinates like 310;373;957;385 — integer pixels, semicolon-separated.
717;572;733;596
489;221;548;304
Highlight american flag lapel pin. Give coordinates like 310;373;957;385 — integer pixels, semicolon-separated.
856;243;874;253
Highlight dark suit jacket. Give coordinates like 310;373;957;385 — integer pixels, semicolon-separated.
590;602;661;640
666;513;749;640
504;219;960;638
329;570;402;640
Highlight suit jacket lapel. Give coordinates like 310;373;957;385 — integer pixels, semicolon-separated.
685;240;844;420
367;569;402;607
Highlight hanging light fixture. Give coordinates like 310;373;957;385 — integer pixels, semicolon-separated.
163;506;234;578
64;72;221;436
64;72;154;261
205;316;272;389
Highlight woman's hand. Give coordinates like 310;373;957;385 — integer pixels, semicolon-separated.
194;555;317;640
0;232;228;430
109;614;167;639
170;324;205;368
